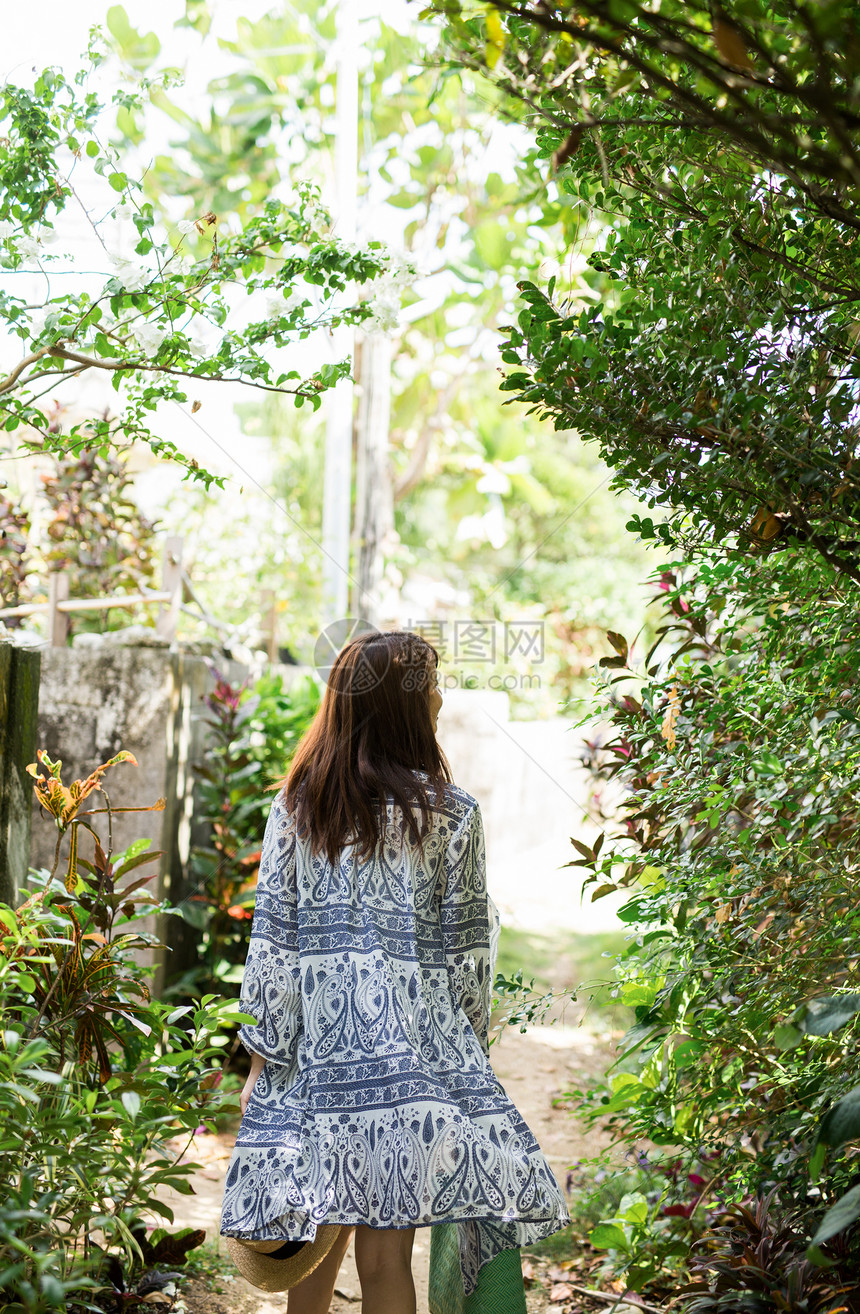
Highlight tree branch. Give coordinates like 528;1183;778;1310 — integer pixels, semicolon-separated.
392;375;461;502
0;346;54;396
22;345;321;398
477;0;860;213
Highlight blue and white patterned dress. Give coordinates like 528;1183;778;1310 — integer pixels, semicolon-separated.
219;777;570;1293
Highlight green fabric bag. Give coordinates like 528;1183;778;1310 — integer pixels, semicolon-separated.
428;1223;527;1314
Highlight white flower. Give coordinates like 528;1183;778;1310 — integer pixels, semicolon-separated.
15;236;40;260
304;203;328;229
0;220;14;241
365;300;399;333
187;323;215;357
379;251;415;290
26;306;55;338
108;255;151;292
114;203;135;223
178;219;198;235
264;293;286;322
360;266;412;336
363;279;402;334
33;226;59;247
173;251;196;276
135;321;168;354
389;264;415;290
264;288;308;321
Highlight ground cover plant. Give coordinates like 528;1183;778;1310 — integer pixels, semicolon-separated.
433;0;860;1299
0;750;248;1312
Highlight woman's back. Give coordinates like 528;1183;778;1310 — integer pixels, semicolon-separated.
236;780;491;1103
220;630;568;1306
222;781;567;1285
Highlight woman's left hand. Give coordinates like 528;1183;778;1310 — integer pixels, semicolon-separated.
240;1051;267;1117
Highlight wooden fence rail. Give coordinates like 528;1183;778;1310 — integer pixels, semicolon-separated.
0;537;185;645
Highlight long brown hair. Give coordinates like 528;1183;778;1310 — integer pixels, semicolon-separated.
281;630;453;863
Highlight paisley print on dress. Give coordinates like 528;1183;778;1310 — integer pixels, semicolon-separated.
219;781;569;1295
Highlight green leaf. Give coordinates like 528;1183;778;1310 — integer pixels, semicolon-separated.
797;994;860;1037
805;1243;838;1269
121;1090;141;1120
146;1199;175;1223
811;1183;860;1246
106;5;160;69
167;1006;195;1024
818;1084;860;1148
590;1222;629;1250
808;1140;826;1183
618;1192;648;1224
774;1022;804;1051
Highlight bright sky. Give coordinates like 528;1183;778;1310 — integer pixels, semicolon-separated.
5;0;411;96
9;1;219;90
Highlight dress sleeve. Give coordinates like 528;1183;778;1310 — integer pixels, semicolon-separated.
440;800;491;1056
237;794;303;1066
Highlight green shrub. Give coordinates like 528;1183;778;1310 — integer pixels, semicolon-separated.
434;0;860;1296
568;554;860;1291
0;751;248;1310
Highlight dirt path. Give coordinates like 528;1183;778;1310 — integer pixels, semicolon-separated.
163;1016;614;1314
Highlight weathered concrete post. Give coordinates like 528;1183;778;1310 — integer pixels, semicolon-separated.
0;638;41;905
28;639;252;980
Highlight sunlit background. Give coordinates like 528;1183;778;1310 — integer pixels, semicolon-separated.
3;0;660;713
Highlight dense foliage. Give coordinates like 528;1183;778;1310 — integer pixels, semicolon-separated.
1;751;245;1312
435;0;860;576
563;558;860;1291
433;0;860;1296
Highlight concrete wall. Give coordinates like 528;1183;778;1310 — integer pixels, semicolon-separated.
31;643;190;879
28;642;242;977
0;638;41;905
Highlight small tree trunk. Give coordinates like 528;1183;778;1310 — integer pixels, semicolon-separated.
352;334;393;626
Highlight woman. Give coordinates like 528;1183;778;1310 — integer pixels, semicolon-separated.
220;630;569;1313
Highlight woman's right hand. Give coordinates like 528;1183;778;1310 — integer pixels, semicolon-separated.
239;1050;267;1117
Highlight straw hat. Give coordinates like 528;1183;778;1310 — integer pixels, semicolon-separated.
226;1226;341;1292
